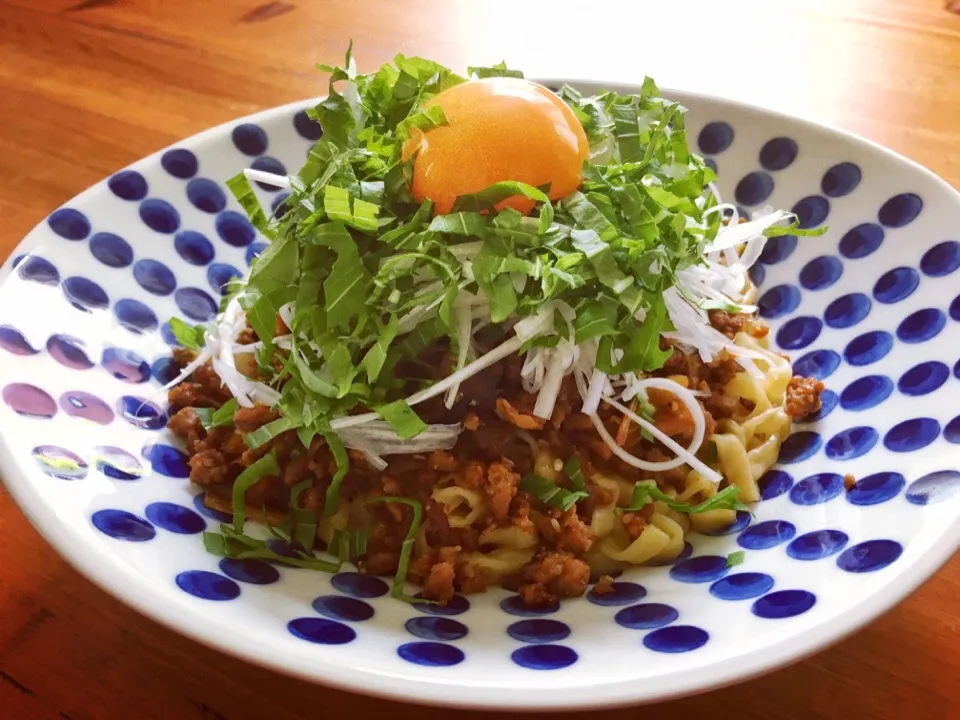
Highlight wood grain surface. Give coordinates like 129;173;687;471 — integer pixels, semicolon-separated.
2;1;960;718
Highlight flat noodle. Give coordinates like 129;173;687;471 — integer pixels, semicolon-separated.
432;486;487;528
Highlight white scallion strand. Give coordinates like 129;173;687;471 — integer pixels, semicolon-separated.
242;169;292;190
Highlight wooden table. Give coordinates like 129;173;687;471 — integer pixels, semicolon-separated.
2;1;959;718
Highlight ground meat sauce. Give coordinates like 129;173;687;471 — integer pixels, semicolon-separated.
167;310;822;607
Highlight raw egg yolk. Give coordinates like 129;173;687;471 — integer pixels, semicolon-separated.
404;77;589;215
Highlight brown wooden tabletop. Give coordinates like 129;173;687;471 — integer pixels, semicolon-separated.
2;1;960;718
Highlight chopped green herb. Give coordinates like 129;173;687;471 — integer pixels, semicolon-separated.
366;496;424;601
195;398;240;430
726;550;746;568
168;317;206;350
620;482;751;516
231;449;279;532
520;474;589;512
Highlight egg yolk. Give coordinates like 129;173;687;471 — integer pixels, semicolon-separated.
404;77;589;215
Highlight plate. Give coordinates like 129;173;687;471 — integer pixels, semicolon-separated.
2;80;959;710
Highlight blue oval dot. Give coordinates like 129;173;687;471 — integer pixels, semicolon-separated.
101;348;150;383
93;446;144;481
738;520;796;549
47;335;93;370
878;193;922;228
133;259;176;296
799;255;843;291
117;396;166;430
245;242;268;266
404;617;468;641
151;356;177;385
145;501;205;534
500;595;559;616
142;443;189;478
792;350;841;380
294;109;323;140
63;276;109;312
114;299;158;334
847;472;905;506
824;293;871;329
945;415;960;444
787;530;849;560
749;263;765;287
757;284;801;319
824;427;878;460
91;509;155;541
759;137;798;171
897;308;945;343
776;316;822;350
844;331;893;366
0;326;38;356
651;541;694;567
952;294;960;322
701;510;751;537
752;590;816;619
139;199;180;234
839;223;884;259
288;617;355;645
920;240;960;277
414;593;470;616
207;263;242;296
511;644;577;669
193;492;233;522
840;375;893;411
271;192;291;220
806;388;838;421
16;256;60;285
709;572;775;601
758;469;793;500
906;470;960;505
251;156;287;191
398;642;465;667
778;431;823;463
48;208;91;241
176;571;240;601
898;361;949;396
821;162;861;197
89;232;134;268
161;148;199;179
704;157;718;173
186;178;227;213
697;121;734;154
108;170;148;201
670;555;729;583
873;267;919;304
614;602;679;630
32;445;88;480
837;540;903;573
507;619;571;644
216;211;256;247
174;231;215;266
312;595;375;622
883;417;940;452
792;196;830;228
330;572;389;598
218;558;280;585
735;172;774;206
643;626;709;653
232;123;268;155
587;581;646;606
175;287;218;322
790;473;844;505
759;235;797;265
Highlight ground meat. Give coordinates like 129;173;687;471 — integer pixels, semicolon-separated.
167;407;206;454
496;397;545;430
233;405;279;432
427;450;457;472
188;449;230;487
554;507;595;555
485;461;519;522
844;473;857;490
517;552;591;606
785;376;825;418
456;562;487;595
708;310;768;339
360;551;400;576
422;561;456;604
621;511;648;540
593;575;615;595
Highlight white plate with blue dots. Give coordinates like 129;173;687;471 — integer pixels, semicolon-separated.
1;80;959;710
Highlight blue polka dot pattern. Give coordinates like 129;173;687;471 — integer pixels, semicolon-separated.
614;603;679;629
839;223;884;259
175;231;215;266
759;137;798;171
114;299;159;334
331;572;389;598
117;396;166;430
47;335;93;370
792;350;840;380
844;331;893;366
670;556;729;583
145;502;205;534
507;619;571;643
776;316;822;350
883;417;940;452
415;594;470;616
250;156;287;191
792;196;830;228
232;123;268;156
218;558;280;585
216;211;256;247
757;284;801;319
847;472;905;506
821;162;861;197
142;444;189;477
405;617;468;641
90;232;134;268
4;384;57;418
749;263;765;287
271;193;291;219
758;469;793;500
735;172;774;206
906;470;960;505
759;235;797;265
840;375;893;411
186;178;228;213
108;170;149;201
176;570;240;601
174;287;218;321
873;267;919;304
837;540;903;573
586;581;646;606
92;509;155;541
709;573;775;601
807;388;839;421
738;520;796;549
799;256;842;291
399;642;465;667
825;427;878;460
643;626;709;653
62;276;109;312
703;157;718;173
898;361;949;396
752;590;815;619
60;391;113;425
511;644;576;669
878;193;922;228
93;446;144;481
702;511;751;537
193;493;232;522
790;473;844;505
951;294;960;321
161;149;199;179
945;415;960;444
897;309;945;343
293;110;323;140
697;122;734;154
787;530;848;560
0;326;38;356
920;240;960;277
207;263;243;296
48;208;91;241
139;199;180;234
102;348;150;383
312;595;375;622
288;617;355;645
18;256;60;285
33;445;88;480
133;259;176;296
500;595;559;616
778;431;823;463
824;293;871;329
245;242;268;266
